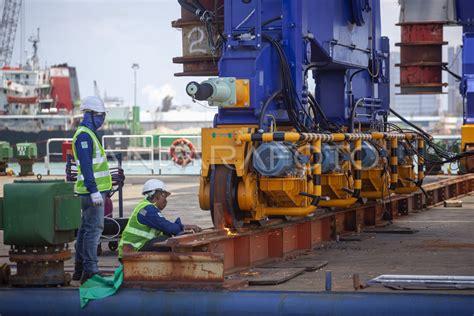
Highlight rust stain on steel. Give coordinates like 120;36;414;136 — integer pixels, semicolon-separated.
9;249;71;262
396;22;447;94
122;252;224;283
124;175;473;285
172;0;223;76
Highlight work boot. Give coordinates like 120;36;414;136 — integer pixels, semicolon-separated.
80;271;108;285
80;271;97;284
72;262;83;281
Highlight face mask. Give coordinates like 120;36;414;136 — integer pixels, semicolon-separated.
93;113;106;129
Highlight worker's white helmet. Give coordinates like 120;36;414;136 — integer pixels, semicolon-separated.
80;96;106;113
142;179;170;197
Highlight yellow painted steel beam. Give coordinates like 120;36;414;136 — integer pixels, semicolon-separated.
259;205;317;216
390;138;398;190
237;132;416;143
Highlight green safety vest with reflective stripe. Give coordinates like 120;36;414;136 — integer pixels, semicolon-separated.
118;199;164;258
72;126;112;194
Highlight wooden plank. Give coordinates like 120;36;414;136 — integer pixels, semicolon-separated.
444;200;463;208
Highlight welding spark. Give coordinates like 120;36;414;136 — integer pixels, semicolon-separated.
224;227;237;236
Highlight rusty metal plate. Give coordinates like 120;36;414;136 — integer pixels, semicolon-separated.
396;22;447;94
122;252;225;283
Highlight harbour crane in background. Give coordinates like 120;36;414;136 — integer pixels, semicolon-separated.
0;0;22;67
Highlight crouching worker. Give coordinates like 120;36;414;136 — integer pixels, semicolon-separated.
118;179;202;259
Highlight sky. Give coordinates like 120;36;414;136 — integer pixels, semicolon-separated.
10;0;463;111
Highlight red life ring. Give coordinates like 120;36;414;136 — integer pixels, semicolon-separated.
169;138;196;166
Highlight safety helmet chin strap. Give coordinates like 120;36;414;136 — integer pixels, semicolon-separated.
145;190;157;201
145;189;166;202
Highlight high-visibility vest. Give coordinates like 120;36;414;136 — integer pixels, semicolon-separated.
72;126;112;194
118;199;164;258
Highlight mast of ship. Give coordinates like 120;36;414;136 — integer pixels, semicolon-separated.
28;27;40;70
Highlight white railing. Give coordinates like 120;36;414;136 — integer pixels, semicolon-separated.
45;138;73;175
102;134;155;174
43;134;204;176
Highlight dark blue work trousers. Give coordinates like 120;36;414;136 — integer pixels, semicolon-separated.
74;193;106;273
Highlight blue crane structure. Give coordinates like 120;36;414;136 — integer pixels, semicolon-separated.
177;0;474;228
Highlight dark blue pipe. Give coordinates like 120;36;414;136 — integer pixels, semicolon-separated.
325;271;332;291
0;289;473;316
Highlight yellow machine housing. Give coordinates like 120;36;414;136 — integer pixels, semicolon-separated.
198;125;424;228
461;125;474;172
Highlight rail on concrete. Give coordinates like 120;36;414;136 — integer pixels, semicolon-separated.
102;134;155;174
42;134;204;176
121;174;473;287
44;138;72;175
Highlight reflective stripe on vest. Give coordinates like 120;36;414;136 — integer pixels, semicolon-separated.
118;199;164;258
72;126;112;194
75;156;107;166
77;170;111;181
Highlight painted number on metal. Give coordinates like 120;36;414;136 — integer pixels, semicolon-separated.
188;26;207;55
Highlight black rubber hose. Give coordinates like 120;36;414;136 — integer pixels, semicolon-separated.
349;68;366;83
441;65;462;81
349;98;364;132
258;90;281;131
178;0;198;14
389;108;431;139
191;0;206;12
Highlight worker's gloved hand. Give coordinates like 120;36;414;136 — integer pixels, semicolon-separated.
183;224;202;233
90;191;103;207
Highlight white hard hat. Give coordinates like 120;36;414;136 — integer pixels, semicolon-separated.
80;96;106;113
142;179;170;196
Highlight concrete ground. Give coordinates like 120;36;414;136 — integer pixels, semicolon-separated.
249;194;474;292
1;175;473;294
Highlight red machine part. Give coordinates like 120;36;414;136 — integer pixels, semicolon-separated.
61;141;73;162
169;138;196;166
396;22;447;94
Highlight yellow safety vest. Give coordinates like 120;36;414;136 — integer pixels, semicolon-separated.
72;126;112;194
118;199;164;258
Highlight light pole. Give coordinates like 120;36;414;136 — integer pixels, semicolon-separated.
132;63;140;107
131;63;140;136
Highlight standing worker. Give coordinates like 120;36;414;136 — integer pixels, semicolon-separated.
72;96;112;284
118;179;202;259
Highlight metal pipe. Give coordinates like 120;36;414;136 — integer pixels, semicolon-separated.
352;138;362;198
0;289;473;316
312;139;322;201
390;138;398;190
325;271;332;291
238;132;412;143
417;138;425;184
260;205;317;216
319;197;358;207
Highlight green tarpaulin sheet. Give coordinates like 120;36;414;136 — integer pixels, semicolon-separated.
79;265;123;308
